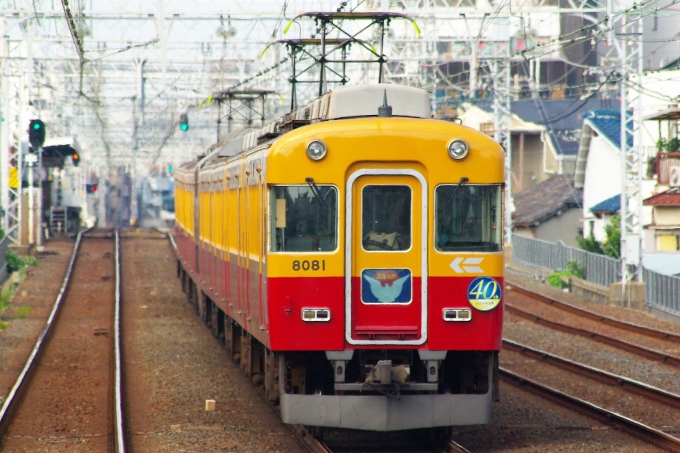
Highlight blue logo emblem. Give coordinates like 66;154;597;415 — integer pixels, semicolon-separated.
467;277;502;311
362;269;412;303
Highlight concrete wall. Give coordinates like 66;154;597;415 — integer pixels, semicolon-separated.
511;133;548;191
534;208;582;247
654;206;680;226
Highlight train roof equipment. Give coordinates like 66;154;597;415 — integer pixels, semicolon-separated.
213;84;431;159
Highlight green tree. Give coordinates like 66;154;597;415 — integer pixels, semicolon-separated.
576;233;604;254
601;214;621;258
576;214;620;258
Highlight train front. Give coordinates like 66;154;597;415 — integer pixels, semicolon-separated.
266;84;504;431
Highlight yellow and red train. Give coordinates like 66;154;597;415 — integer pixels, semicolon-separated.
173;83;505;432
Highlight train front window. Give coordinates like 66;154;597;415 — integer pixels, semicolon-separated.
270;185;338;252
435;184;501;252
362;185;411;251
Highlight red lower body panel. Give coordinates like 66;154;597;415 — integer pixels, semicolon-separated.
175;228;503;353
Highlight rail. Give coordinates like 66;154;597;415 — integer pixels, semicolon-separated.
503;339;680;410
500;368;680;453
505;303;680;368
508;284;680;342
0;228;89;441
511;234;620;287
114;230;126;452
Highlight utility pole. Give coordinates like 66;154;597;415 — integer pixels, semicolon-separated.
491;17;513;247
130;59;146;226
613;3;644;296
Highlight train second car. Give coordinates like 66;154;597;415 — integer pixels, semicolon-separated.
173;83;504;431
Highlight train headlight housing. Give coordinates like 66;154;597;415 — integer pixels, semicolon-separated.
447;139;469;160
307;140;327;161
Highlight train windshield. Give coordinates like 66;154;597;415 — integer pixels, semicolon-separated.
361;185;411;251
270;185;338;252
435;184;502;252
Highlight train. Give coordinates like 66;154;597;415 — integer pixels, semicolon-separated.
172;83;505;432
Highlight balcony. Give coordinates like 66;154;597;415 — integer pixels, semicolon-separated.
656;152;680;185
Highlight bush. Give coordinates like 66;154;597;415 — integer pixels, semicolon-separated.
0;291;9;311
576;233;603;254
566;260;585;279
548;260;584;289
667;137;680;152
6;251;37;273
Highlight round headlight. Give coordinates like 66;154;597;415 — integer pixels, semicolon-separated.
306;140;327;161
447;139;469;160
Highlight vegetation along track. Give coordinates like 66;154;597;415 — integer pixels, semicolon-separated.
505;283;680;368
0;229;127;452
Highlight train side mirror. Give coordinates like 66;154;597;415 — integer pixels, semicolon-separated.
275;199;286;228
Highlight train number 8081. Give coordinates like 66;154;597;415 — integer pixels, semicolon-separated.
292;260;326;271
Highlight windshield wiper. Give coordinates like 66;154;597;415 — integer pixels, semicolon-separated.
305;177;327;212
444;177;469;210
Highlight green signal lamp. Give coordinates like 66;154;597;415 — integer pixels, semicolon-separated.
179;113;189;132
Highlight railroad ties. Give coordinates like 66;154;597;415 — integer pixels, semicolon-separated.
0;229;127;452
503;283;680;452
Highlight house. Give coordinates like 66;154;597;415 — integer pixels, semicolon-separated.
458;99;618;193
643;189;680;251
587;194;620;242
574;109;656;248
512;175;583;247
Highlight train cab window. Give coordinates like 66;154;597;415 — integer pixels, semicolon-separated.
270;185;338;252
435;184;502;252
362;185;411;251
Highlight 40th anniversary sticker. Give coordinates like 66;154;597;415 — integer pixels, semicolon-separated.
467;276;502;311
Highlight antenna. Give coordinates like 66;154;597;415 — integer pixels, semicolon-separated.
378;90;392;117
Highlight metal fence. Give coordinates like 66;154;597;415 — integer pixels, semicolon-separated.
0;236;9;285
511;234;621;287
644;268;680;317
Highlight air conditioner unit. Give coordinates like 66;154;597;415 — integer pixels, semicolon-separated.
670;167;680;187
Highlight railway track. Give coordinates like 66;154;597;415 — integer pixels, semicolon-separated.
505;284;680;368
503;339;680;410
500;368;680;452
508;283;680;342
502;283;680;452
0;229;127;452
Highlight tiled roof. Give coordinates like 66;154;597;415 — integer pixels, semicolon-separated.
590;194;621;213
512;175;582;226
583;109;633;149
643;188;680;207
475;99;619;156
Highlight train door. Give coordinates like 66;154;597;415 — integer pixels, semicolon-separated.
346;169;427;345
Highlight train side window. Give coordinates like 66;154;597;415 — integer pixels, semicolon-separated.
435;184;502;252
270;185;338;252
361;185;411;251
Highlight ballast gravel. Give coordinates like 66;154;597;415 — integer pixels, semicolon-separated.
120;230;305;453
0;239;74;404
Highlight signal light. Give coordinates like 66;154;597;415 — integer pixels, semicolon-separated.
167;165;173;173
28;119;46;149
86;184;98;194
179;113;189;131
72;152;80;166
